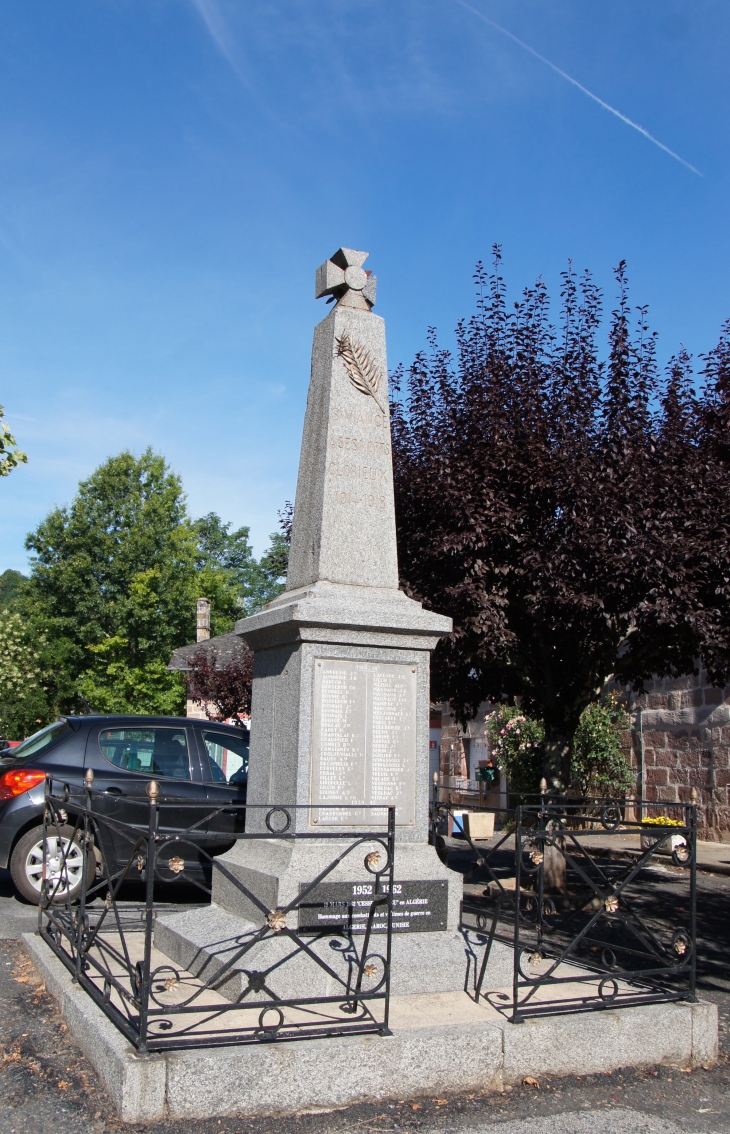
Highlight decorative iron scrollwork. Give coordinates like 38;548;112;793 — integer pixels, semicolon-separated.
364;841;390;875
601;803;622;831
598;978;619;1004
257;1006;284;1038
672;930;692;958
37;780;397;1053
265;807;291;834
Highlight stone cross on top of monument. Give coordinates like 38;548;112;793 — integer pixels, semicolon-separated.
282;244;398;591
315;247;377;311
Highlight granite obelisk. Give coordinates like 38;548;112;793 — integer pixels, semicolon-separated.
206;248;474;993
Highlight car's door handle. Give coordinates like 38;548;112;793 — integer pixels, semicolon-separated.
104;787;123;795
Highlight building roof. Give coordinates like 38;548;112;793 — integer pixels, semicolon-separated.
168;631;245;673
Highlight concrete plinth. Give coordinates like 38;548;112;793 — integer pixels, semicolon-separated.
24;931;718;1124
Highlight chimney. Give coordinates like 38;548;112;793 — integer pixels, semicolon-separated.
196;598;211;642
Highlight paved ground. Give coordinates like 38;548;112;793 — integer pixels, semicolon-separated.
1;864;729;1134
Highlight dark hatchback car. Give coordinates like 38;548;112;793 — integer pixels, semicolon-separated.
0;715;249;903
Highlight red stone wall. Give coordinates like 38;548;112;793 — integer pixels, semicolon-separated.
631;673;730;842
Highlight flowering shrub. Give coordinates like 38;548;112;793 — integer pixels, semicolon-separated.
0;611;49;740
485;706;544;795
485;695;634;799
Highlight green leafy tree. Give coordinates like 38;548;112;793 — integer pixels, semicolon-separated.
194;513;258;600
245;531;289;612
23;449;241;718
0;405;27;477
193;507;291;616
0;570;27;611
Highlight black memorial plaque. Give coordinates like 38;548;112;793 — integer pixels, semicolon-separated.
298;879;447;934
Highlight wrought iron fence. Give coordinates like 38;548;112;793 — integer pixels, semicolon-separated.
431;786;697;1021
38;774;395;1053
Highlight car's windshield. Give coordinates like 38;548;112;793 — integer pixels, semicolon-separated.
5;721;73;761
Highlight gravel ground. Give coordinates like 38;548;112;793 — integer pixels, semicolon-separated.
1;865;729;1134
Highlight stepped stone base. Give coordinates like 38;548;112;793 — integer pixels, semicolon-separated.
153;903;512;998
24;932;718;1124
207;838;470;996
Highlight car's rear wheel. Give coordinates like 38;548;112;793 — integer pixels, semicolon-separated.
10;824;92;904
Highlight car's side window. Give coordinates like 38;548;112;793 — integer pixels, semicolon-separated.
98;728;192;781
201;730;249;786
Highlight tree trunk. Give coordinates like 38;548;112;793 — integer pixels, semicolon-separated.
542;840;566;893
543;735;571;791
542;732;571;892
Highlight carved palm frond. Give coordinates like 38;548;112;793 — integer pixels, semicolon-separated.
336;334;386;413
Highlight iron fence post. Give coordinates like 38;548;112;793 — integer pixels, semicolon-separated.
38;776;51;935
74;769;94;984
512;804;523;1023
381;804;395;1036
689;790;698;1002
137;780;159;1055
536;788;547;963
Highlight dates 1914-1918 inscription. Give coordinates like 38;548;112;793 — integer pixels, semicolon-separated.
310;658;417;826
298;879;447;934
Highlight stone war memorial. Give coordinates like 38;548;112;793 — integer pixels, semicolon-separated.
169;245;474;994
149;248;484;1006
25;248;719;1123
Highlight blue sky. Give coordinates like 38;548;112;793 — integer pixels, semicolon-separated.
1;1;728;571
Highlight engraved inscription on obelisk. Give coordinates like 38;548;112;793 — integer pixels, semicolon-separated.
310;659;417;826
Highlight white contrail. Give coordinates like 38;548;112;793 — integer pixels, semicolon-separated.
189;0;238;70
454;0;703;177
188;0;283;124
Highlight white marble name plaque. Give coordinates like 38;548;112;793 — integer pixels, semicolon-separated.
310;658;417;826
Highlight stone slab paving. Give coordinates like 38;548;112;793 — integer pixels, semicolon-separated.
448;1115;710;1133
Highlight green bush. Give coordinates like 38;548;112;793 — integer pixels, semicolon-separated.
570;695;634;798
